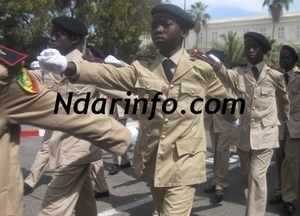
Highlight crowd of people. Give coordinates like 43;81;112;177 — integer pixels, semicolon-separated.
0;2;299;216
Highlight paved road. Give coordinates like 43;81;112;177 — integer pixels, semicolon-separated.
20;132;300;216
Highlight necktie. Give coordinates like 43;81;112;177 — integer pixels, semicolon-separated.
284;73;290;85
252;65;259;81
162;59;173;82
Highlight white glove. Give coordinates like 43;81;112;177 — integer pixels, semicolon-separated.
208;54;221;64
228;119;240;128
30;61;41;69
104;55;127;67
37;49;67;74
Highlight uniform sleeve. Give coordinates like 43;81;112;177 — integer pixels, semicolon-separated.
74;62;137;94
214;64;238;90
205;65;239;123
275;73;290;121
28;69;43;84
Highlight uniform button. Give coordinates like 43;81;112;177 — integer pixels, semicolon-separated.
161;135;165;139
251;119;255;122
254;95;257;98
255;84;258;87
147;85;150;89
167;101;172;107
169;84;174;89
252;107;256;110
192;149;195;153
59;82;63;86
191;90;195;94
164;118;169;123
76;90;79;93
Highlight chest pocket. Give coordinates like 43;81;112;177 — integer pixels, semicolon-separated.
260;87;275;109
177;82;205;118
290;87;300;110
135;77;164;116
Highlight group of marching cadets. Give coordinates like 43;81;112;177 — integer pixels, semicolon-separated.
1;3;300;216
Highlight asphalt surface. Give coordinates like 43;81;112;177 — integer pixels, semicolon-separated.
20;132;300;216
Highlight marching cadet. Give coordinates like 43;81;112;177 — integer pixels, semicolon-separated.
203;50;237;202
0;45;130;216
269;45;300;214
209;32;290;216
37;4;239;216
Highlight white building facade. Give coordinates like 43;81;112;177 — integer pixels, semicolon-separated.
141;12;300;52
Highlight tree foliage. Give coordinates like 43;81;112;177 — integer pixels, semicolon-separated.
0;0;161;65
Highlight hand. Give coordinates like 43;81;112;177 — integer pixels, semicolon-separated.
104;55;128;67
30;61;41;69
228;119;240;128
208;54;221;64
37;49;67;74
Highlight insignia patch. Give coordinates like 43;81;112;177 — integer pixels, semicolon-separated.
17;68;39;93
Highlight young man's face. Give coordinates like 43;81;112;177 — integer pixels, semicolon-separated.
279;51;296;72
151;17;188;54
49;25;78;55
244;39;265;65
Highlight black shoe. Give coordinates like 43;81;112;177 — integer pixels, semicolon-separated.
204;185;216;193
215;189;225;202
108;164;120;175
269;195;283;205
94;190;110;199
23;182;33;195
283;202;295;214
120;161;131;169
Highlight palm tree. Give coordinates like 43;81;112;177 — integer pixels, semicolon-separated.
211;31;245;68
264;36;282;65
262;0;294;39
187;1;211;49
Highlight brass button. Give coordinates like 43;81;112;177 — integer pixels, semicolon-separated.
164;118;169;123
59;82;63;86
251;119;255;122
252;107;256;110
191;90;195;94
167;101;172;107
255;84;258;87
161;135;165;139
170;84;174;89
254;95;257;98
147;85;150;89
76;90;79;93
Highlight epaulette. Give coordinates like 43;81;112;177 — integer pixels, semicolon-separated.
130;54;156;61
82;54;104;63
0;45;27;67
191;49;220;67
267;64;285;73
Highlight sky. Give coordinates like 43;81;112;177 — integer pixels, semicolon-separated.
171;0;300;19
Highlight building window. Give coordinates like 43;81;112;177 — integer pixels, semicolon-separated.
212;31;218;42
278;27;285;40
296;26;300;39
243;29;249;34
198;32;203;43
260;28;267;36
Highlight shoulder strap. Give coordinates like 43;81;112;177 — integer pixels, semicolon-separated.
130;54;156;61
191;49;220;67
82;54;104;63
267;64;285;73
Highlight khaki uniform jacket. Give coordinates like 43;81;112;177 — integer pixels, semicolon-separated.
279;66;300;140
216;63;290;151
30;49;107;167
73;49;238;187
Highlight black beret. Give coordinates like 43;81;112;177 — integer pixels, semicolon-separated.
206;49;225;63
86;45;105;59
52;16;88;36
281;45;299;62
151;4;195;30
244;32;271;52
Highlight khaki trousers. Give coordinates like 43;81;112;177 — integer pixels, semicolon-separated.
39;164;97;216
209;123;231;190
112;119;130;165
0;125;23;216
148;179;196;216
280;128;300;202
24;130;52;188
238;148;274;216
91;158;109;193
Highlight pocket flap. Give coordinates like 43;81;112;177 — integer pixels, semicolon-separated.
176;138;205;157
180;82;204;96
261;87;275;96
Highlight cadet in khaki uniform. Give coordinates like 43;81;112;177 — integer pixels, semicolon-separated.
203;50;236;201
37;4;239;215
210;32;290;216
269;45;300;214
0;45;130;216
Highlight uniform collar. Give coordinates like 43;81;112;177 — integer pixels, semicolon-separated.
248;60;265;72
158;48;184;66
